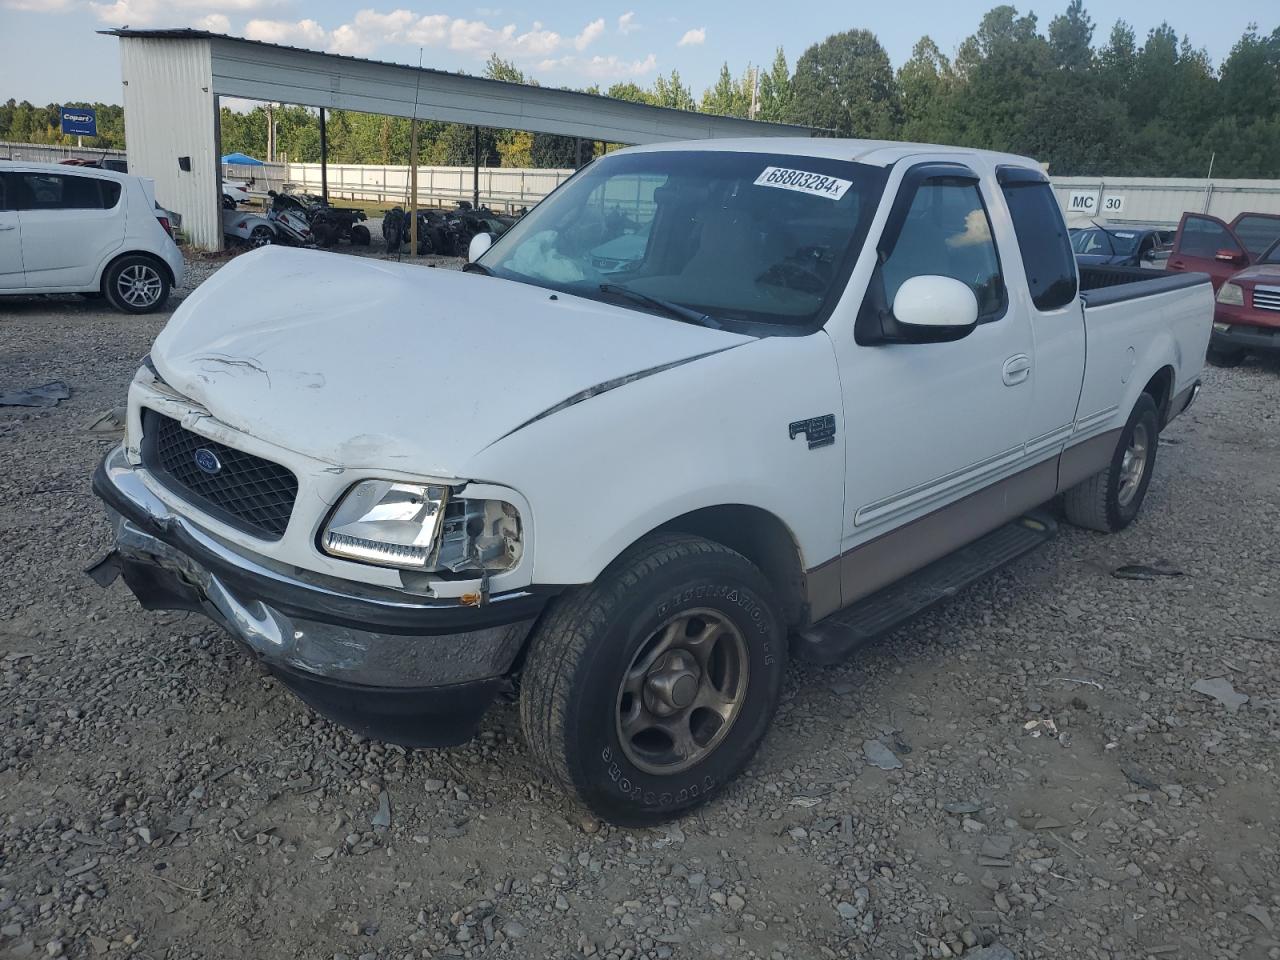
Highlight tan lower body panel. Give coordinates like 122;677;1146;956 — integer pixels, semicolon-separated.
807;429;1121;619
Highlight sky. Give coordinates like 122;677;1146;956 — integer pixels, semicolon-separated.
0;0;1273;107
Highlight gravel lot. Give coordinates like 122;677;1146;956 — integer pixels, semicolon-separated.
1;245;1278;960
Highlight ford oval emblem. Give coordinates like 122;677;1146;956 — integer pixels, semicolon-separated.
193;447;222;475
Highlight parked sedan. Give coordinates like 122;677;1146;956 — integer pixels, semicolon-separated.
1;160;183;313
1070;224;1172;268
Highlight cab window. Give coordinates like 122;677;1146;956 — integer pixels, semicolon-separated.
880;178;1006;321
1178;216;1236;258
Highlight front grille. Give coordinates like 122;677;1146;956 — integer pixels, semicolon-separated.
1252;285;1280;313
140;409;298;540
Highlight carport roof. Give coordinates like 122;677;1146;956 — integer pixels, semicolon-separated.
101;28;816;145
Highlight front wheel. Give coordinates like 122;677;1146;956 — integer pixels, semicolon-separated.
248;225;274;248
103;255;170;314
519;534;786;826
1206;346;1246;368
351;224;371;246
1063;393;1159;533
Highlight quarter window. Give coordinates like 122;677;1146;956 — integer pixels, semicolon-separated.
881;179;1005;321
999;178;1077;311
18;173;121;211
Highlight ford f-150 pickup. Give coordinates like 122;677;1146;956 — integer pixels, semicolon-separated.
90;139;1213;825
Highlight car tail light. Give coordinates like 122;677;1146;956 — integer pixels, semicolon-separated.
156;216;173;238
236;220;248;229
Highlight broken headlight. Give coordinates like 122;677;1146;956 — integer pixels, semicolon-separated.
321;480;522;574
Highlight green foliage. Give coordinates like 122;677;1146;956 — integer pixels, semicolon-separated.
0;99;124;149
758;48;793;123
700;63;753;118
789;29;899;138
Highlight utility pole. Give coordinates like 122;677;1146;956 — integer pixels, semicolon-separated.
319;107;329;204
472;125;481;209
409;118;419;254
749;67;760;120
266;103;274;162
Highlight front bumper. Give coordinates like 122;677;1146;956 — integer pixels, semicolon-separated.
90;445;556;745
1211;319;1280;355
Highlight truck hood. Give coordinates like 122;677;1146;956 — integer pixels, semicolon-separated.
151;247;750;475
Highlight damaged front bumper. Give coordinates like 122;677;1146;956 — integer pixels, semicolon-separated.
90;445;556;746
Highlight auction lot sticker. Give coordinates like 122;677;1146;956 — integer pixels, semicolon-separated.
754;166;852;200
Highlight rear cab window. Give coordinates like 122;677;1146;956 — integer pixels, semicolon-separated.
997;166;1077;311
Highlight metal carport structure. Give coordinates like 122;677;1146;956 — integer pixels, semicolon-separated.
102;29;814;250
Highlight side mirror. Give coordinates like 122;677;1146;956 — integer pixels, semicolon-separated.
1142;248;1157;262
468;231;494;262
892;275;979;339
1214;248;1246;264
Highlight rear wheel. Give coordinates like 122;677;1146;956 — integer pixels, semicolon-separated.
103;255;170;314
1206;346;1246;368
519;534;786;826
351;224;371;246
248;225;274;248
1063;393;1159;533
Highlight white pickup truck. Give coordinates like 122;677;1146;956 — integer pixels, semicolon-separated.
91;139;1212;824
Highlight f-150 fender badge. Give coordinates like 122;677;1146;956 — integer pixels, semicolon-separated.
789;414;837;449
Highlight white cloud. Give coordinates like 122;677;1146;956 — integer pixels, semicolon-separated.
677;26;705;47
89;0;279;26
617;11;637;34
243;17;327;46
329;8;416;55
195;12;230;31
538;52;657;81
573;17;604;52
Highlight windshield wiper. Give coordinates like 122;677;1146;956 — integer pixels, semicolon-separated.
462;261;494;276
598;283;721;329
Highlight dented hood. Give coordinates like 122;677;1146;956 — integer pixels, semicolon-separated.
151;247;749;475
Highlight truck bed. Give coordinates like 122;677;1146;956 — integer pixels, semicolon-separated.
1078;264;1209;306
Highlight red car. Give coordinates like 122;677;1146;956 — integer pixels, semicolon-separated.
1168;211;1280;366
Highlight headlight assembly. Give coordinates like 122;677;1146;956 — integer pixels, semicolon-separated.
1216;282;1244;306
321;479;522;574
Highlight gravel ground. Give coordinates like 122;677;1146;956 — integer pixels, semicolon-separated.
1;247;1278;960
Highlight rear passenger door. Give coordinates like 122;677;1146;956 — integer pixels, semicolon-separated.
996;167;1084;463
15;171;124;288
0;174;24;290
1168;213;1247;291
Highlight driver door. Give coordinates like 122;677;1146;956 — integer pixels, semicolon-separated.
828;161;1038;605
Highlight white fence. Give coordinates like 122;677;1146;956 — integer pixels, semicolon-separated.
222;160;573;211
1051;176;1280;227
0;140;128;164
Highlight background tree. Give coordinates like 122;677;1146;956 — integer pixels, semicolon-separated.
758;48;793;122
789;29;899;137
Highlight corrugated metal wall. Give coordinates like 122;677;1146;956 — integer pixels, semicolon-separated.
120;38;221;249
1052;176;1280;228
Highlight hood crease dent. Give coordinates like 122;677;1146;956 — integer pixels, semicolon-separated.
485;346;744;450
150;247;751;476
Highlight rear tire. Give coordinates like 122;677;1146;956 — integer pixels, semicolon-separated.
1206;346;1246;368
103;255;170;314
519;534;786;826
248;225;274;248
351;224;371;246
1063;393;1159;533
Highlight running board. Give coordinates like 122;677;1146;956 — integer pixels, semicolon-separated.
794;512;1058;666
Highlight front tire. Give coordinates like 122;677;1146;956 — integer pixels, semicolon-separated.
1206;346;1246;368
248;225;275;248
1063;393;1159;533
520;534;786;826
103;255;170;314
351;224;371;246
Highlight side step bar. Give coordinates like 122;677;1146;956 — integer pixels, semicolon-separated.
794;512;1058;666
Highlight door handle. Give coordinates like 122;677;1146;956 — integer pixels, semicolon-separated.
1002;354;1031;386
0;225;15;231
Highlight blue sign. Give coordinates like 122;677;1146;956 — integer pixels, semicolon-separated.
60;107;97;137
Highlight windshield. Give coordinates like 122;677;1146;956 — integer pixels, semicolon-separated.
1070;227;1139;257
1262;239;1280;264
480;150;888;330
